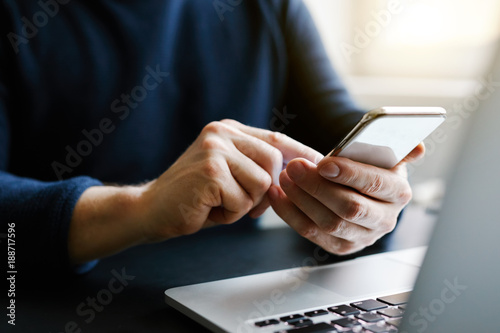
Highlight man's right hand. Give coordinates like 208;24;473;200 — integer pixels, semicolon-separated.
139;119;322;241
138;120;300;240
68;119;322;264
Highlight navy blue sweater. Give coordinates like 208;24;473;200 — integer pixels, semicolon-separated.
0;0;364;273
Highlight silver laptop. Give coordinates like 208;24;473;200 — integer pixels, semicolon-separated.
165;69;500;333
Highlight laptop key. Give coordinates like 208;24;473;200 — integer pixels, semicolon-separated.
356;312;385;323
351;299;387;311
290;319;314;327
377;307;404;318
255;319;280;327
363;323;398;333
331;317;361;328
377;291;411;306
280;314;307;323
385;317;402;327
304;309;329;317
328;304;360;316
275;322;338;333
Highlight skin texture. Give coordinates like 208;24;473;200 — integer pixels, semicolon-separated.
269;143;425;255
68;119;424;264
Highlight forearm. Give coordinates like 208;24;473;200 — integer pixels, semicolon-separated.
68;185;148;265
280;0;364;153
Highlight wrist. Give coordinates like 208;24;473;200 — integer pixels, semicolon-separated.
68;184;149;264
109;184;151;244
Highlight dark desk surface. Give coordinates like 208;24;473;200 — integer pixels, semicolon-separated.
8;224;390;333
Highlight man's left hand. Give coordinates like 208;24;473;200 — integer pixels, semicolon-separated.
269;143;425;255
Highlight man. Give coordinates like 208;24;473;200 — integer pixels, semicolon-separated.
0;0;423;273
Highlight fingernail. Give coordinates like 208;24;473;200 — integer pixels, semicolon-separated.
287;161;305;181
268;185;279;200
319;162;339;178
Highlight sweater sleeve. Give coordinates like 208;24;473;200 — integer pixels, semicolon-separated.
0;173;102;274
276;0;366;154
0;77;102;276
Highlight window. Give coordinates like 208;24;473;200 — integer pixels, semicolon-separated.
305;0;500;79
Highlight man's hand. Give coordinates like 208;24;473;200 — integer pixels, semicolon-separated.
268;143;425;255
68;120;322;264
137;119;321;241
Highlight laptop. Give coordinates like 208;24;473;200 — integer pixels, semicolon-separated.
165;71;500;333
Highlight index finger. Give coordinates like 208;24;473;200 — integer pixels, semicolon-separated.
221;119;323;165
316;156;412;204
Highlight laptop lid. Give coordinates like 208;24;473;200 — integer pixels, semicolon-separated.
399;54;500;332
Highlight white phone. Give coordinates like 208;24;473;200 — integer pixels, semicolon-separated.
326;106;446;169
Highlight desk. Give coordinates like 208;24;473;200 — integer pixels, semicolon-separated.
9;212;428;333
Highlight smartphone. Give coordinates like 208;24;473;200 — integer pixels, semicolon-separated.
326;106;446;169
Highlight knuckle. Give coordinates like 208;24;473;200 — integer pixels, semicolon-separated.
202;181;221;207
297;225;318;239
220;118;238;126
397;185;413;204
200;158;224;180
244;197;255;212
200;135;225;151
243;141;258;159
362;236;378;248
258;143;283;169
335;241;357;256
268;130;287;146
379;218;397;234
368;237;379;247
255;172;272;193
363;174;384;195
339;164;359;184
202;121;232;137
269;146;283;166
324;218;345;236
225;200;254;224
343;198;366;222
202;121;223;134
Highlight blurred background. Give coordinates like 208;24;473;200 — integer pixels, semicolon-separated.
262;0;500;248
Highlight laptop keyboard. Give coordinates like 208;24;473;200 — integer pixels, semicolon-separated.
252;291;410;333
